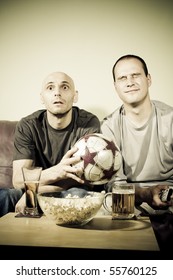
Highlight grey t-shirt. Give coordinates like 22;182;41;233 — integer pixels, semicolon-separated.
101;100;173;187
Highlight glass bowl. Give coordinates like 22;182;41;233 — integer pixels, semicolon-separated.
37;187;105;226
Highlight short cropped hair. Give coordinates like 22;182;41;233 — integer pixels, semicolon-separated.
112;54;149;82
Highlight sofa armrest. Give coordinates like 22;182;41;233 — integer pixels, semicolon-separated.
0;120;18;188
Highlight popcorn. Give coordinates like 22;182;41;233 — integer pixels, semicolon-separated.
38;192;104;226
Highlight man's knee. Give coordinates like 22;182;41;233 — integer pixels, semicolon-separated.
0;188;23;217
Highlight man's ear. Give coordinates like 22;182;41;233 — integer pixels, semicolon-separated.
114;81;117;91
40;92;44;104
147;74;152;87
73;90;78;103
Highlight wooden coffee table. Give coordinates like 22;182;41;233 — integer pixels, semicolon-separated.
0;212;160;259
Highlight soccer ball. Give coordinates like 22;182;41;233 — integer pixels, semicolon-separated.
72;133;121;185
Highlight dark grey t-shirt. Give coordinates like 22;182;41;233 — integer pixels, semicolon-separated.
13;107;101;169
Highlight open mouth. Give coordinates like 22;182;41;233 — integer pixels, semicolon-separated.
53;101;63;105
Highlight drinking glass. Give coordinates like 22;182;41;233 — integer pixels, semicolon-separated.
104;182;135;219
22;167;42;217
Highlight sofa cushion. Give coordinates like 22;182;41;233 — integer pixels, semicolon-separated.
0;120;17;189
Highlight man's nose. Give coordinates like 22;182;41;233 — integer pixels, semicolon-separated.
54;87;61;95
127;76;135;86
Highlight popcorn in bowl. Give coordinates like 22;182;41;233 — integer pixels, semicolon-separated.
37;187;105;226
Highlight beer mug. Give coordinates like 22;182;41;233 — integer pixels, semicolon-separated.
104;182;135;219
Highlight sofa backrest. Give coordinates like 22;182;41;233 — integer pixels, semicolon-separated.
0;120;18;189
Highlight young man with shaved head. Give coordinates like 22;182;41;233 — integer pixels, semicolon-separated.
0;72;101;216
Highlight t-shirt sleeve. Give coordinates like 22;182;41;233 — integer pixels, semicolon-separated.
77;109;101;135
13;119;36;161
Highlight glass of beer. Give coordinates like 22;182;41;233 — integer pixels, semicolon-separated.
104;182;135;219
22;167;42;217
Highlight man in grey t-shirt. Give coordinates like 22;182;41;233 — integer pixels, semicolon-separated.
101;54;173;250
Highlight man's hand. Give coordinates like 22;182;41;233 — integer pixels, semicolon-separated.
15;193;26;214
57;146;84;181
135;185;172;209
40;146;85;186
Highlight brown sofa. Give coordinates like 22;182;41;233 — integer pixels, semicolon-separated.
0;120;18;189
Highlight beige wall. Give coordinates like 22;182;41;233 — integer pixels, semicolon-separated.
0;0;173;121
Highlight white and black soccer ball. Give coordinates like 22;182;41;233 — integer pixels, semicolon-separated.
72;133;121;185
